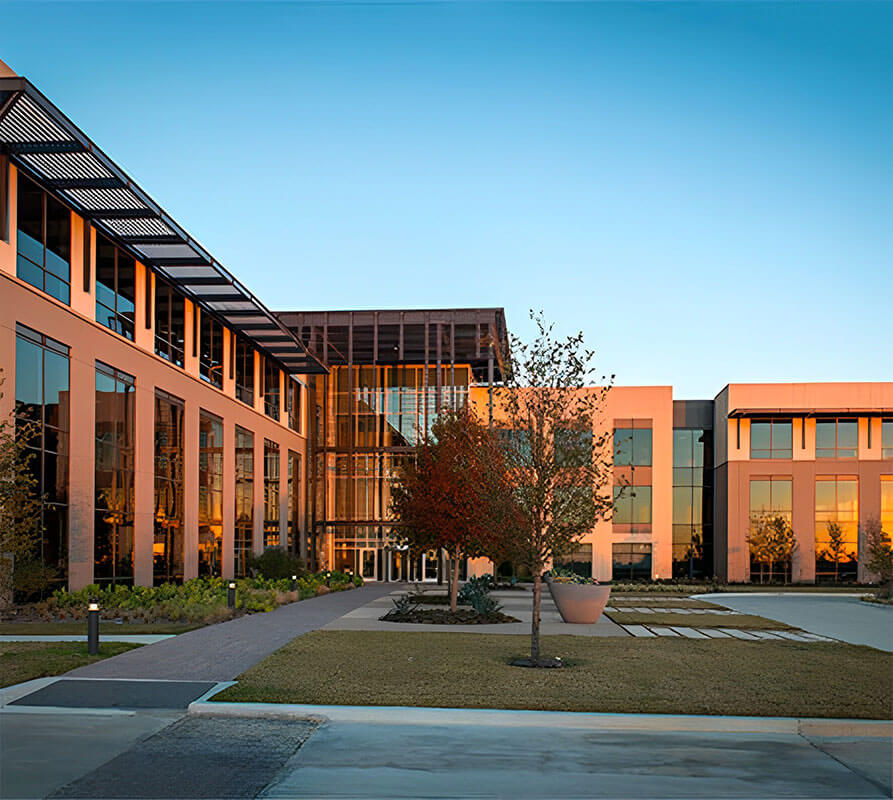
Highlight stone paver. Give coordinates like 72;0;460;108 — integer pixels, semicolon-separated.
669;627;710;639
65;583;396;681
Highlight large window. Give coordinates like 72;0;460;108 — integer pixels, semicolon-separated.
95;362;135;584
287;379;302;433
815;419;858;459
882;479;893;538
263;358;280;421
235;337;254;405
750;419;792;459
672;428;713;578
264;440;280;548
883;420;893;459
198;412;224;577
815;477;858;582
612;543;652;581
613;485;652;530
14;325;70;589
554;543;592;578
287;451;302;554
154;392;184;584
749;477;792;524
614;422;652;466
199;313;224;388
555;427;593;468
234;426;254;577
16;174;70;304
154;279;185;367
95;236;136;340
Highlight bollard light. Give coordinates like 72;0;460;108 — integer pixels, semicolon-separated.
290;574;297;591
87;602;100;655
227;581;236;609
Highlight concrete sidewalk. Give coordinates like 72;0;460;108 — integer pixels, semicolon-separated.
65;583;396;681
698;593;893;651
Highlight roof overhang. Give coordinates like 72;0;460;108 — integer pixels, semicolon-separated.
0;77;327;375
729;408;893;419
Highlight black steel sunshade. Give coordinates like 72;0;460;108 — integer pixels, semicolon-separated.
0;77;327;375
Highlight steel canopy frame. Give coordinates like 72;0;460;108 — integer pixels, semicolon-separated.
0;77;327;375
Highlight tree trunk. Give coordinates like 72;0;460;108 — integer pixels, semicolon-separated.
450;554;460;613
531;570;542;663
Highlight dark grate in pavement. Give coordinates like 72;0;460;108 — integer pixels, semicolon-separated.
10;679;217;709
49;716;320;798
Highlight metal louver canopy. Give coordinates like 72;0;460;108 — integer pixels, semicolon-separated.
0;77;327;375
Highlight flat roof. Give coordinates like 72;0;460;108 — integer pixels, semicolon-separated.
0;76;326;375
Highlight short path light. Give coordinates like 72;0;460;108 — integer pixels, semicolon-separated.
87;602;100;655
227;581;236;609
290;574;298;592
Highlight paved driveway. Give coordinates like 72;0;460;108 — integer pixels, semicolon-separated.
697;593;893;651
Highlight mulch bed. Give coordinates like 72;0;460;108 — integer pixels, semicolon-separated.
380;608;520;625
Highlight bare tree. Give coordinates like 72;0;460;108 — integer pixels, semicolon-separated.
494;311;614;666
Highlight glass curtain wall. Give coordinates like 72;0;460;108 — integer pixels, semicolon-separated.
234;426;254;576
748;477;792;582
14;325;70;590
153;392;184;583
199;313;224;388
16;174;71;304
235;337;254;405
154;279;185;367
95;236;136;340
264;440;280;548
672;428;713;577
94;362;135;584
815;477;858;582
198;412;224;576
287;451;302;554
263;359;280;420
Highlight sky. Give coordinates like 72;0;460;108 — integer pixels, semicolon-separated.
2;1;890;397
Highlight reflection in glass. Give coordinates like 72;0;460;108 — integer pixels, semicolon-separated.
198;412;224;576
154;393;184;583
234;426;254;577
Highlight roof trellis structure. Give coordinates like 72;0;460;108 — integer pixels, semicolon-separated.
0;76;327;375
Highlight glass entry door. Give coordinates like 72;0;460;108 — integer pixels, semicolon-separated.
360;548;378;581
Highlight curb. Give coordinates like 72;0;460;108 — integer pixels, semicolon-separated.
187;700;893;737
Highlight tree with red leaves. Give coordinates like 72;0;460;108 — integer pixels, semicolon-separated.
390;407;519;612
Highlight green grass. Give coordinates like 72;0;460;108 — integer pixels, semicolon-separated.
607;598;724;610
0;621;201;635
0;641;142;688
605;611;794;630
216;630;892;719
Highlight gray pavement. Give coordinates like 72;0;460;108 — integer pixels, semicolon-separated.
64;583;396;681
261;718;893;798
698;593;893;651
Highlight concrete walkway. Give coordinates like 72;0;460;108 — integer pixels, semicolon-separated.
0;634;175;644
697;593;893;651
65;583;396;681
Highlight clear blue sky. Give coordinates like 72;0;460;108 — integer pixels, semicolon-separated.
3;2;890;397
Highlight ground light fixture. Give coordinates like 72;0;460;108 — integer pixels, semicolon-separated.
290;574;298;591
87;603;99;655
227;582;236;609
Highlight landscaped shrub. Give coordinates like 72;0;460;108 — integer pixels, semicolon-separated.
246;549;307;580
42;571;363;624
458;574;494;606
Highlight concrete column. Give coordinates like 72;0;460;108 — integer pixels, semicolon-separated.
222;419;235;579
134;263;153;353
67;350;95;590
133;380;155;586
253;351;264;415
792;465;815;583
182;400;200;580
184;301;200;379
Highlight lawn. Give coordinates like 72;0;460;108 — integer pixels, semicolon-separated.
215;630;892;719
0;621;200;635
604;611;794;630
0;642;142;688
606;598;724;610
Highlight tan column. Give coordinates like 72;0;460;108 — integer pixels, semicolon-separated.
792;465;815;583
133;381;155;586
222;419;235;579
134;264;153;352
67;352;95;590
182;401;200;579
184;302;200;379
254;431;265;555
726;467;749;582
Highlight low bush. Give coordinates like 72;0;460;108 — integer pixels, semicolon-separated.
35;571;364;625
246;549;307;580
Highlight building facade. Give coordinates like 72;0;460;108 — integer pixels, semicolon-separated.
1;66;891;591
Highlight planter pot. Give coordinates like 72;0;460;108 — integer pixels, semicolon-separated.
548;582;611;624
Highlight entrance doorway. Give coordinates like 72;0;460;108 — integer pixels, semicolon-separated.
359;548;378;581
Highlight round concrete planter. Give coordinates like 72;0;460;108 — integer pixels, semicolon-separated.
547;581;611;624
